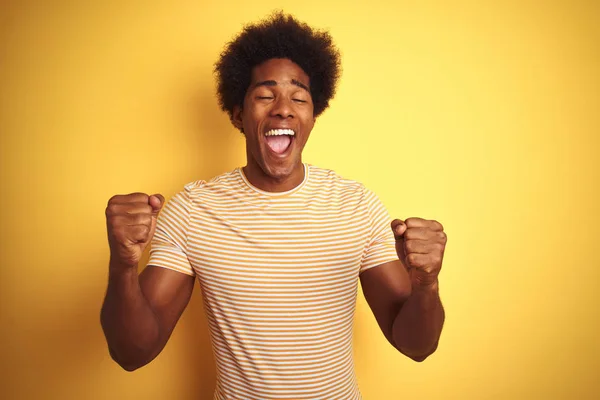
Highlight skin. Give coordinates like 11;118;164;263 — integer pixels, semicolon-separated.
100;57;445;372
232;58;315;193
361;218;446;361
101;193;194;371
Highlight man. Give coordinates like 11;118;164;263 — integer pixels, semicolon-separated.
101;12;446;399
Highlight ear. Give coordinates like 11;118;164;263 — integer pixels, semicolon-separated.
232;105;244;132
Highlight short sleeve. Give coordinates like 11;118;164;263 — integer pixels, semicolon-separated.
148;186;195;276
360;187;399;273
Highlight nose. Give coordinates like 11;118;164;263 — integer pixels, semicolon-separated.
270;96;294;119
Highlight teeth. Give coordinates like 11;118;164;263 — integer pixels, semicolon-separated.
265;129;295;136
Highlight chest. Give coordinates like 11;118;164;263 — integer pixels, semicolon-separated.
186;196;368;289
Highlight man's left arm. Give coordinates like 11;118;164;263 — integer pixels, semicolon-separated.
360;217;446;362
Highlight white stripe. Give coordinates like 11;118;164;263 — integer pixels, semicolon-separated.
149;165;393;397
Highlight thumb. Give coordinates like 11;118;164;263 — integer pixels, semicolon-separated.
391;219;407;239
148;194;165;214
392;219;407;266
147;194;164;244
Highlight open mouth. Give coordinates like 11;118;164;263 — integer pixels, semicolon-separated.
264;128;295;156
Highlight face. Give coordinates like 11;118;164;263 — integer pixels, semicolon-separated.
233;58;315;185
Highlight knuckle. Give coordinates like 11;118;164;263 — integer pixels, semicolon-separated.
137;214;152;225
106;214;120;228
407;253;419;265
438;231;447;242
105;203;119;216
131;192;149;201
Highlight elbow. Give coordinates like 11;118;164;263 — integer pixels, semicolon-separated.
115;355;144;372
117;361;140;372
112;355;148;372
408;353;431;362
102;321;161;372
399;341;439;363
108;346;150;372
120;363;143;372
401;349;435;363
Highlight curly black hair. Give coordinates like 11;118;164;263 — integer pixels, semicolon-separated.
214;11;342;124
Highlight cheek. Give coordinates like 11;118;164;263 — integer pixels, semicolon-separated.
302;117;315;135
303;107;315;127
246;106;268;126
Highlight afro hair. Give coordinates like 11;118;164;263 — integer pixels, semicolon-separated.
214;11;342;123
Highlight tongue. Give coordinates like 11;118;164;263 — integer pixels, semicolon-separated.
265;135;292;154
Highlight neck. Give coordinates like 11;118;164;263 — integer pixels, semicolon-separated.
242;161;305;193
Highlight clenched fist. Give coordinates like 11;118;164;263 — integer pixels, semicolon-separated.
105;193;164;268
392;218;447;288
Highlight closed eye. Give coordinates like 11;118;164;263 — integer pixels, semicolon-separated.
257;96;273;100
293;99;307;103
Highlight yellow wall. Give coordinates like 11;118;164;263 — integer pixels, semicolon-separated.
1;1;598;399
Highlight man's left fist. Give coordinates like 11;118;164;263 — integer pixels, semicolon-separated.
392;218;447;287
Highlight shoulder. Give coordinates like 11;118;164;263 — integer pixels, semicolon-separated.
166;168;242;208
182;168;240;194
307;164;367;195
307;166;389;213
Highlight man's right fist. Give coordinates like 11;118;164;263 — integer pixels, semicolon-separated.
105;193;165;268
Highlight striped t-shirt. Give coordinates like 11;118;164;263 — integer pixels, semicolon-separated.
148;164;398;400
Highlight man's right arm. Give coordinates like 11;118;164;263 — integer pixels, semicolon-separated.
100;193;195;371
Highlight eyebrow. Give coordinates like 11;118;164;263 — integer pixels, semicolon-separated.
252;79;310;93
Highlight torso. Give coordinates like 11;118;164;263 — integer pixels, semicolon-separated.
188;165;370;399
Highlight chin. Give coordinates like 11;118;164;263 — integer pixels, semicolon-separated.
261;158;299;180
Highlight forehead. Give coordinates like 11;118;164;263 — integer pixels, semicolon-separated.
250;58;310;86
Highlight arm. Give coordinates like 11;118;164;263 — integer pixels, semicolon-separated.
393;278;444;361
100;192;195;371
360;260;444;362
101;264;194;371
360;217;447;362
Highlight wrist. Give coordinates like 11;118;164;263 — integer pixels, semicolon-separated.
411;279;439;294
109;257;139;275
407;280;441;313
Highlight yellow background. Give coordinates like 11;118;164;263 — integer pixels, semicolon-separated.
1;1;598;399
